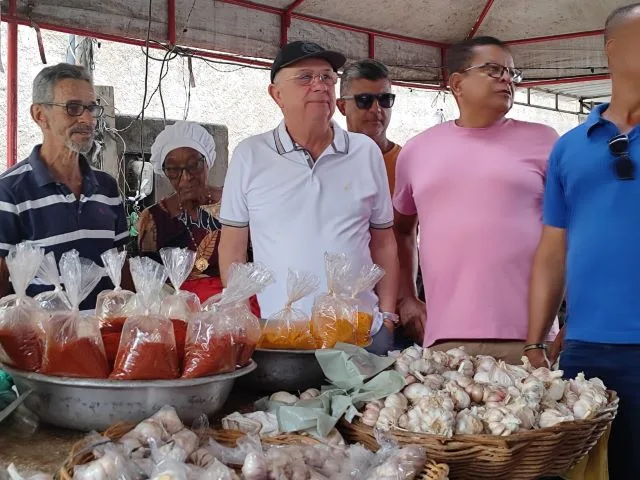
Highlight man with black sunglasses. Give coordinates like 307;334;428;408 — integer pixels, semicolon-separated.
393;36;560;362
0;63;129;309
527;3;640;475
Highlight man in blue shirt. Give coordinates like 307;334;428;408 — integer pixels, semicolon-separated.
525;3;640;476
0;63;129;309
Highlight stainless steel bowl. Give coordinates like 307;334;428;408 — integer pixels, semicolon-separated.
2;361;256;432
237;349;326;393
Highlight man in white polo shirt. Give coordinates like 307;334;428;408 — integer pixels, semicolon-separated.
219;41;400;354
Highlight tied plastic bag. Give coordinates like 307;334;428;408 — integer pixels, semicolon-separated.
347;264;385;347
364;432;427;480
0;242;46;371
33;252;71;312
311;253;357;348
95;249;135;369
40;250;109;378
110;257;179;380
184;263;273;378
259;270;319;350
159;247;201;363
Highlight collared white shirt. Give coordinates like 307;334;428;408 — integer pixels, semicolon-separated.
220;120;393;329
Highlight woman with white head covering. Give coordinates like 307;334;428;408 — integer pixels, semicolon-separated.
137;121;260;314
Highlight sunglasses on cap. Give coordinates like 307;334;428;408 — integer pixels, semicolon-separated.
341;93;396;110
609;134;635;181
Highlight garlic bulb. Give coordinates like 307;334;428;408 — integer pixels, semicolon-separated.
506;399;537;430
407;407;455;437
520;375;545;406
539;409;574;428
474;355;498;373
531;367;564;385
404;374;418;385
445;382;471;410
445;347;469;368
394;356;410;376
422;374;445;390
465;382;485;403
376;407;404;430
431;350;450;367
455;408;484;435
544;378;566;402
403;383;434;402
410;358;441;376
484;407;521;436
299;388;321;400
269;391;299;405
361;403;381;426
384;393;409;410
414;392;456;412
474;361;517;387
482;385;508;405
403;345;423;361
457;359;475;378
505;363;530;382
573;398;598;420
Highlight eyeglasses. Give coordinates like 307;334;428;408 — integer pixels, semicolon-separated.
42;102;105;117
341;93;396;110
163;157;206;180
609;134;635;181
462;63;524;84
283;71;338;87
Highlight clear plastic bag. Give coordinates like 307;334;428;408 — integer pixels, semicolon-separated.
259;269;319;350
33;252;71;312
311;253;358;348
110;257;179;380
364;432;427;480
159;247;201;364
40;250;109;378
184;263;273;378
96;249;135;328
348;264;385;347
0;242;46;371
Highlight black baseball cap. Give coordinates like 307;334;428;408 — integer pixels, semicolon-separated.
270;41;346;83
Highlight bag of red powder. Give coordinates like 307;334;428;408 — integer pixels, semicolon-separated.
95;249;135;368
96;248;135;329
184;263;274;378
40;250;109;378
33;252;72;312
159;247;201;363
0;242;47;371
111;257;179;380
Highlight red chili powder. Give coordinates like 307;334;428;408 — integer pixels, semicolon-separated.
0;327;42;372
182;333;236;378
110;340;179;380
40;337;109;378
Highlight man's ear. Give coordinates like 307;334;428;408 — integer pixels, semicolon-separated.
268;84;284;110
336;98;347;116
30;104;49;130
448;72;463;98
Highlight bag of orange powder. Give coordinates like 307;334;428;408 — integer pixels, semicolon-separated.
0;242;47;372
34;252;72;312
259;269;319;350
40;250;109;378
310;253;358;348
110;257;179;380
347;263;386;347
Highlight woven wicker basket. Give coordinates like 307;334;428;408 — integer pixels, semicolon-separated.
57;422;449;480
339;394;618;480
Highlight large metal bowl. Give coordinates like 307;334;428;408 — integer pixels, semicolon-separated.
2;361;256;432
237;349;326;393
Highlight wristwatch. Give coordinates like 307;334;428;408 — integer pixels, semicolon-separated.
381;312;400;325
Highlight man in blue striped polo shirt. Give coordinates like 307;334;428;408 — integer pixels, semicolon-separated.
0;63;129;310
526;3;640;476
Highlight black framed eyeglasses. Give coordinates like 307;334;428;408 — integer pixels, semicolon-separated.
462;62;524;84
341;93;396;110
163;156;206;180
42;102;104;117
609;134;635;181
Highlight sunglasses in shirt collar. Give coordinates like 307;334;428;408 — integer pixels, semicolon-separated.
609;134;635;181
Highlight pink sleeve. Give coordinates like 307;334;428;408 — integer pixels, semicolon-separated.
538;125;561;175
392;145;417;215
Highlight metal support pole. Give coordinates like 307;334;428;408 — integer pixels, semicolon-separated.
6;0;18;168
168;0;176;45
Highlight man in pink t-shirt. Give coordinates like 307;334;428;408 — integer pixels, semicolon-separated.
393;36;559;363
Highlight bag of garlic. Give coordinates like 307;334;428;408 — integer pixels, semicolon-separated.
259;269;319;350
311;252;358;348
33;252;72;312
110;257;180;380
345;263;385;347
39;250;110;378
0;242;47;372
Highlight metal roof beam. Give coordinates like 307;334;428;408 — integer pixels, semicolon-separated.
467;0;495;39
505;29;603;46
